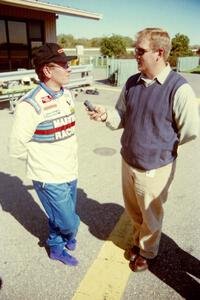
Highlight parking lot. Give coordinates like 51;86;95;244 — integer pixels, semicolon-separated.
0;69;200;300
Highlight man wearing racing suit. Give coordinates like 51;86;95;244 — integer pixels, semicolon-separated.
9;43;80;266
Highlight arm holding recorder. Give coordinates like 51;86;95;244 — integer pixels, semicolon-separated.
84;100;107;122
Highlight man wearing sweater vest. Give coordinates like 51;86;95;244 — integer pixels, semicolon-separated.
86;28;199;272
9;43;80;266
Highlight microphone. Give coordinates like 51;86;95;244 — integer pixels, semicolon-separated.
84;100;96;112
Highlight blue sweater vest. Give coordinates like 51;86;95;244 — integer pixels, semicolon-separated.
121;70;187;170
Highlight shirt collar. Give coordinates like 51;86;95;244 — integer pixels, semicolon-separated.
156;63;171;84
39;82;64;99
137;63;172;85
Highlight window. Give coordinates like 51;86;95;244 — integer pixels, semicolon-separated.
0;18;44;71
8;21;29;70
8;21;27;44
29;21;42;39
29;21;44;67
0;20;9;71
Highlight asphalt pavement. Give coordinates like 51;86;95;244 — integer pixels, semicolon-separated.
0;69;200;300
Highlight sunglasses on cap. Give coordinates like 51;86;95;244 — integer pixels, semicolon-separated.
47;62;70;70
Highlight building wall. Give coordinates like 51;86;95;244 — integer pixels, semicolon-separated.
0;4;56;42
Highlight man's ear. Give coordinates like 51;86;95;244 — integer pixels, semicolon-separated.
158;48;164;58
156;48;164;62
43;65;51;79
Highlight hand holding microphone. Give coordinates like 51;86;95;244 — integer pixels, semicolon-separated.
84;100;107;122
84;100;96;112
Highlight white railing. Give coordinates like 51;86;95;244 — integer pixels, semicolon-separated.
0;64;93;87
0;64;94;112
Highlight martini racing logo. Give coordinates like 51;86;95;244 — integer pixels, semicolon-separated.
53;115;75;140
33;114;75;142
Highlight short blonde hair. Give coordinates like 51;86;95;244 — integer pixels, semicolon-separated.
136;28;171;61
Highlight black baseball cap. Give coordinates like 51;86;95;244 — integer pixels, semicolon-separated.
32;43;68;68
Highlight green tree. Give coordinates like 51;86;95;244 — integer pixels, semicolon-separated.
57;34;76;48
169;33;194;67
90;37;102;47
75;38;91;47
100;34;127;57
123;36;134;47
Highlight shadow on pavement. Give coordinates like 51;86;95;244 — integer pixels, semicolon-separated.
77;188;124;240
0;277;2;289
149;233;200;299
0;172;48;244
77;187;200;298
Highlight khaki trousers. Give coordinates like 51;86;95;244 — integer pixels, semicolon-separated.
122;158;175;258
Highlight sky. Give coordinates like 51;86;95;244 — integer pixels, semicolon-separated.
47;0;200;46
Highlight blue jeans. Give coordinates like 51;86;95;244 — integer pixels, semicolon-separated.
33;180;80;254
